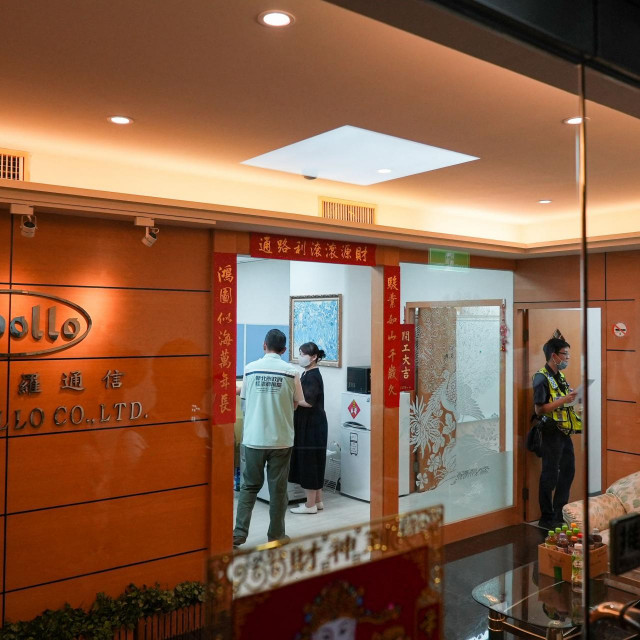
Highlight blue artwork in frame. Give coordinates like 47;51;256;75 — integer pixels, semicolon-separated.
289;294;342;367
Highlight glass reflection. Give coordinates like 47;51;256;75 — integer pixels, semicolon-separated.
583;69;640;634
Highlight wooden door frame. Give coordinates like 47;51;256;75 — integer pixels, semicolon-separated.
514;301;607;523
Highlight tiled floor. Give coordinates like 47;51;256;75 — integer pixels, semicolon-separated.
233;489;370;548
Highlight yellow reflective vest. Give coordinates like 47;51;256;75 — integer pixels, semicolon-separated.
535;367;582;434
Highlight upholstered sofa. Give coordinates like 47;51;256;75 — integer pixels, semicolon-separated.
562;470;640;546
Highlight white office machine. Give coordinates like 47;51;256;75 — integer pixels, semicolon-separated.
340;391;411;502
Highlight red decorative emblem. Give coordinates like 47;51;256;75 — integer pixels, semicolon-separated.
348;400;360;419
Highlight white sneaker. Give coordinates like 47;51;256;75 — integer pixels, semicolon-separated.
290;504;317;514
316;502;324;510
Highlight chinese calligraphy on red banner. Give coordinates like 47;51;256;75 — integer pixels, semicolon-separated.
213;253;236;424
250;233;376;266
384;266;401;407
399;323;415;392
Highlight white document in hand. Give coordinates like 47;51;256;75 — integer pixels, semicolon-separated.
566;379;595;406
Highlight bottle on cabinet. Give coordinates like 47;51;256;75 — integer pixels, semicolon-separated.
571;543;583;592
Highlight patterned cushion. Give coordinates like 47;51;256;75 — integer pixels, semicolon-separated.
562;492;625;532
607;471;640;515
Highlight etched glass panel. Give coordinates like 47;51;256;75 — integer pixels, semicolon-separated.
400;264;513;524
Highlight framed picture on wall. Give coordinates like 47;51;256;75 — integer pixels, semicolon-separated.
289;294;342;367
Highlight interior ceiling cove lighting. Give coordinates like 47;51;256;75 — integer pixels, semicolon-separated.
241;125;479;186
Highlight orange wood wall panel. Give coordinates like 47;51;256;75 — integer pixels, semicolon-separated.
0;515;5;595
606;250;640;300
515;256;579;303
514;254;605;303
6;485;207;591
606;351;639;401
606;401;640;455
11;214;211;290
5;550;207;623
0;361;7;435
8;356;210;436
0;293;8;355
0;440;6;513
606;300;637;350
1;211;214;621
606;450;640;487
7;287;210;359
0;213;10;284
587;253;606;300
9;422;208;512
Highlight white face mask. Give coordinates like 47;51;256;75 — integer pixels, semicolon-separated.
299;354;313;367
554;353;569;370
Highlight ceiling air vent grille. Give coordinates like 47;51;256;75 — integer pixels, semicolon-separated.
0;149;29;181
319;196;376;225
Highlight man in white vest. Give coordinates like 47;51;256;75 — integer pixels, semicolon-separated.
233;329;303;547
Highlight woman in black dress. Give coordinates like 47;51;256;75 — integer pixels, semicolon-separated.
289;342;328;514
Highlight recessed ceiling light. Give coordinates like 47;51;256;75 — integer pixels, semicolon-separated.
108;115;133;125
377;169;391;174
563;117;584;125
258;11;294;27
538;200;552;204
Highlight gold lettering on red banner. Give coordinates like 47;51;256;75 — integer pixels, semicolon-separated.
213;253;237;424
399;323;415;392
250;233;376;266
383;266;401;407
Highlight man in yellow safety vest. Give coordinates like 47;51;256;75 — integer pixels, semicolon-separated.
532;337;581;530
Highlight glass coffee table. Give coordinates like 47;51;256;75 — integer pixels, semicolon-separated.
472;561;638;639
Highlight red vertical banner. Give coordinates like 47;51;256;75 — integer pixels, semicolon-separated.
399;323;415;392
212;252;237;424
383;266;401;408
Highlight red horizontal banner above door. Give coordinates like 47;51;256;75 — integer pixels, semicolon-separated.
250;233;376;266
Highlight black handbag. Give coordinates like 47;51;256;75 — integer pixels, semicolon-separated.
525;420;543;457
526;415;558;456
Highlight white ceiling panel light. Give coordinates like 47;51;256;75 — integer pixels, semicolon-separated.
242;125;479;185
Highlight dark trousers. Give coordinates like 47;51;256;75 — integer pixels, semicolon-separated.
539;427;575;523
233;446;292;543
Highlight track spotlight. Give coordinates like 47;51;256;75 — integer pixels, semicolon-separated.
20;215;37;238
142;226;159;247
10;204;36;238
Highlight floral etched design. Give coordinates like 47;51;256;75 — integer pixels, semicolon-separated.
412;304;501;493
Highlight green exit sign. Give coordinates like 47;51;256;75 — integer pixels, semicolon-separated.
429;249;470;268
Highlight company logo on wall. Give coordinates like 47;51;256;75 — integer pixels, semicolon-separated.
0;290;92;357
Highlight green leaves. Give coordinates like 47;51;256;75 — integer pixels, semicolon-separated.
0;582;205;640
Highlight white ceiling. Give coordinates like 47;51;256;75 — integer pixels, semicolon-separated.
1;0;639;239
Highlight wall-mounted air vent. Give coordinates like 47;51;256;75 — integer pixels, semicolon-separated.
319;196;376;225
0;149;30;181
